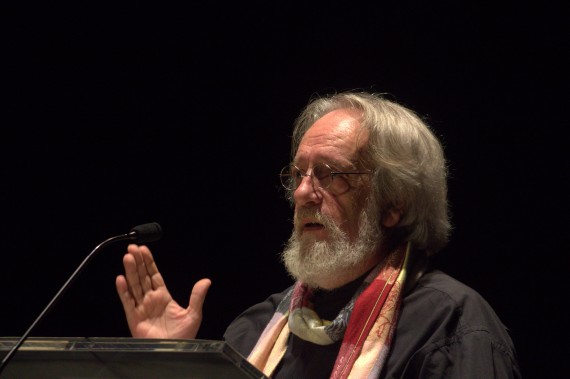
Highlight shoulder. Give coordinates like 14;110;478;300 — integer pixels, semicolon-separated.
402;269;514;345
410;270;487;307
386;270;521;378
407;270;506;331
223;285;293;356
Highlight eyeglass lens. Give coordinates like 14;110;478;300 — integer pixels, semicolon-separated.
280;164;335;190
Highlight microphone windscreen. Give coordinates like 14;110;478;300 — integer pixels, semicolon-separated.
130;222;163;244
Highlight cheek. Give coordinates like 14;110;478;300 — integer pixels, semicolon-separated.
326;195;362;228
342;194;369;232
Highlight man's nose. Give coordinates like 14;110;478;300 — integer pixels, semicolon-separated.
293;174;322;206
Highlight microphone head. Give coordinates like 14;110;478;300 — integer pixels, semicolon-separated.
129;222;163;244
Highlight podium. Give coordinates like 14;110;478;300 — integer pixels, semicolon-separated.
0;337;268;378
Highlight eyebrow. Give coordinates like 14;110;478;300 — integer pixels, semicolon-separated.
292;158;358;171
292;150;360;170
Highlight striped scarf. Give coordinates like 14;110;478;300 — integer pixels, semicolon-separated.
248;243;410;378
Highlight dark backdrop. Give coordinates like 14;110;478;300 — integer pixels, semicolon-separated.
2;2;567;378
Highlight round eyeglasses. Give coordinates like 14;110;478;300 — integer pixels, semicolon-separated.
279;163;371;194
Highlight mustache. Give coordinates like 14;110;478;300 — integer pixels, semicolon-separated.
295;208;322;222
294;208;335;230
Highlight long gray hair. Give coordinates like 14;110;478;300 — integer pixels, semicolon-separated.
289;91;451;255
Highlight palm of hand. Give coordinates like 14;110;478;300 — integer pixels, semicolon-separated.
116;246;211;341
130;288;200;339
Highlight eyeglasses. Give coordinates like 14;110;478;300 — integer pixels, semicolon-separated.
279;163;371;194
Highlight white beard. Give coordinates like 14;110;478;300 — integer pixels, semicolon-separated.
281;199;382;289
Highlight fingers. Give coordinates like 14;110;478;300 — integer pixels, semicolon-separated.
121;244;164;305
139;245;166;289
116;274;134;312
122;247;144;304
132;245;154;295
188;278;212;315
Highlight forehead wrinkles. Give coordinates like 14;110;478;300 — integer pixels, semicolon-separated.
295;112;366;164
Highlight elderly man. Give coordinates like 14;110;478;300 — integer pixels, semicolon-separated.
116;92;521;378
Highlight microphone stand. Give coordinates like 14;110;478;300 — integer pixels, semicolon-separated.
0;222;162;375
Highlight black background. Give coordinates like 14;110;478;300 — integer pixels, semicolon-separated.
2;2;568;378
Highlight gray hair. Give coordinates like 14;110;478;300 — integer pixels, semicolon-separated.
289;91;451;255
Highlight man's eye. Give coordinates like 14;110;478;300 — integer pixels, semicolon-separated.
292;170;304;180
313;166;331;180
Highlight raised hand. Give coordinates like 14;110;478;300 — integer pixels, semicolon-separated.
115;244;211;339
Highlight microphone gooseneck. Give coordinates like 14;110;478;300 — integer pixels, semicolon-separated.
0;222;163;374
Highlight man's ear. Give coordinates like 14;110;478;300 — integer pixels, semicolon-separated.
381;208;402;227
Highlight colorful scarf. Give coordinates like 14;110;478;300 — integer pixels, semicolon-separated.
248;243;410;378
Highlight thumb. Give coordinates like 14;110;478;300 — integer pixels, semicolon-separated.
188;278;212;313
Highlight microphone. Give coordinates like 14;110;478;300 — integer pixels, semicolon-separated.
0;222;163;374
129;222;163;244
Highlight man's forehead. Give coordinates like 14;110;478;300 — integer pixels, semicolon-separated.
293;113;367;167
293;146;361;170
